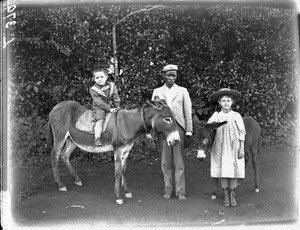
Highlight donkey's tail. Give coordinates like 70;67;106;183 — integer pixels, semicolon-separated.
257;135;262;155
47;122;54;148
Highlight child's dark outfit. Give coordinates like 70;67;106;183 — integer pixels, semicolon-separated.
90;82;120;145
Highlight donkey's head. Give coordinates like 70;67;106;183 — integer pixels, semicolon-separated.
144;97;180;146
194;121;227;161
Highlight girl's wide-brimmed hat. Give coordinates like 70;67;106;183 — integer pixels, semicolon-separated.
209;88;242;102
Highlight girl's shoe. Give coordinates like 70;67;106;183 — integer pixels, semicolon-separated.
229;188;237;206
223;188;230;207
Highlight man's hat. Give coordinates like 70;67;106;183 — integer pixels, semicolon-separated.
162;64;178;72
210;88;242;102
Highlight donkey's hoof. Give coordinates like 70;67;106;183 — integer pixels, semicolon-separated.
211;194;217;200
74;181;83;186
116;199;124;205
125;193;133;198
59;186;67;192
255;188;260;193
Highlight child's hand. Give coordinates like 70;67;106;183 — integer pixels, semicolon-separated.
110;108;118;113
238;148;245;159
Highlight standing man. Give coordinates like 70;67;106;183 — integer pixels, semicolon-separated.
152;64;193;200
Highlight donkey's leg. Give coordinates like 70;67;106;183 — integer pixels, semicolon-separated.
121;147;133;199
245;150;250;169
51;139;67;191
238;150;250;187
60;138;82;186
251;146;259;192
114;149;123;204
211;178;219;199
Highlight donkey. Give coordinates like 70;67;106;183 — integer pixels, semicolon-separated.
194;116;261;199
47;98;180;204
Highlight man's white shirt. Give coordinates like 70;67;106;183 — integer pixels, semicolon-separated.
163;84;192;136
164;84;175;110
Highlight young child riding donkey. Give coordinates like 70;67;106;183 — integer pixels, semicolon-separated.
89;67;120;146
47;66;181;205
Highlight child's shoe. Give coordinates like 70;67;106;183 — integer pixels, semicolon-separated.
229;188;237;206
223;188;230;207
94;137;102;146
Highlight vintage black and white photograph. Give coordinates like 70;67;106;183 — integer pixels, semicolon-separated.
1;0;299;229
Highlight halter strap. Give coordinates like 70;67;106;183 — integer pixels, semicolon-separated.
140;105;151;133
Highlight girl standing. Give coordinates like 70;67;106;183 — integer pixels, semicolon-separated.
208;88;246;207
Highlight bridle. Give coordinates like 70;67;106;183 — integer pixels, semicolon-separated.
197;127;215;154
141;104;172;142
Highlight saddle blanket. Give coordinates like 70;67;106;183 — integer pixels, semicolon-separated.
75;110;112;134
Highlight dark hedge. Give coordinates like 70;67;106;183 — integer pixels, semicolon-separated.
7;3;298;163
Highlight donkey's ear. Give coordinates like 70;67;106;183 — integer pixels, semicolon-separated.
159;99;167;106
205;121;227;130
146;100;155;107
147;100;162;109
153;96;168;107
152;96;168;107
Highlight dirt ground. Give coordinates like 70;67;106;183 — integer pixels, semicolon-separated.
6;145;299;229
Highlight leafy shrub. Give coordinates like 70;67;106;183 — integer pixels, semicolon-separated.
129;135;157;161
10;113;50;166
7;3;298;165
70;149;114;163
268;113;297;147
9;4;298;136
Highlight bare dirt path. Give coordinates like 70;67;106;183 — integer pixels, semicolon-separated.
9;146;298;229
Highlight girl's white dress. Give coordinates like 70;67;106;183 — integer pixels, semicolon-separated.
208;110;246;178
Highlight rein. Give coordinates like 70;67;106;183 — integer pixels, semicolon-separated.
114;106;151;141
115;110;119;141
206;129;215;154
140;105;151;133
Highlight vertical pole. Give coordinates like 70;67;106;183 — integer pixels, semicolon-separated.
112;23;119;83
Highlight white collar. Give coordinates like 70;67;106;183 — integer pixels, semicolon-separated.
164;83;176;90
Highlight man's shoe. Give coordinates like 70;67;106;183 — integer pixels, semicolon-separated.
178;195;187;200
94;137;102;146
163;194;172;199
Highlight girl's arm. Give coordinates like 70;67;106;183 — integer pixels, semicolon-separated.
207;111;219;123
235;113;246;141
235;112;246;158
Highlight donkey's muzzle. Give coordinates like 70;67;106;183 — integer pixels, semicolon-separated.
197;149;206;161
167;130;180;146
